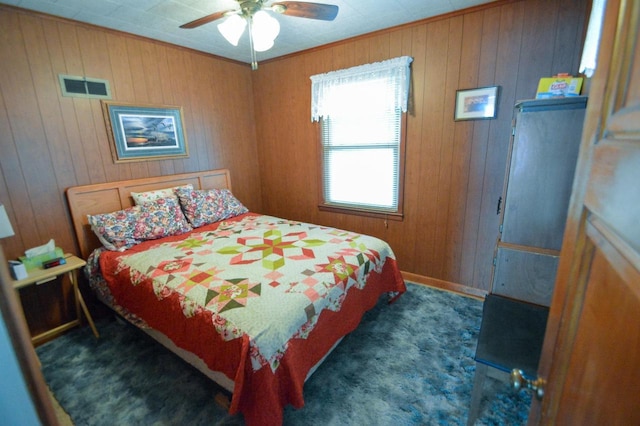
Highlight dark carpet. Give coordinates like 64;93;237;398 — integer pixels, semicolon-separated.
36;283;531;425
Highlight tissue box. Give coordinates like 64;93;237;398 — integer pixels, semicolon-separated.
19;247;64;271
536;77;583;99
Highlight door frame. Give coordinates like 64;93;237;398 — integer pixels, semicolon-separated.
528;0;638;422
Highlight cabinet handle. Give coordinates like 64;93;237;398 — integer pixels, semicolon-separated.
496;196;502;215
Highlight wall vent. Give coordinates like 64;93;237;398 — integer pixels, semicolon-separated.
58;74;111;99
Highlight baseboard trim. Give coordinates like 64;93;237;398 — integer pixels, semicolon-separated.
401;271;487;300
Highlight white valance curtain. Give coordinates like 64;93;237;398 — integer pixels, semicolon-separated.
579;0;605;77
310;56;413;122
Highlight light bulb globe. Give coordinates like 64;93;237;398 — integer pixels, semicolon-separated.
252;37;274;52
252;10;280;44
217;14;246;46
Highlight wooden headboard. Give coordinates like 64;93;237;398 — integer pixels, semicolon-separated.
66;169;232;259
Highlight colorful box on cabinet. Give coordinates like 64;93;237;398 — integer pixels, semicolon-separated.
535;75;583;99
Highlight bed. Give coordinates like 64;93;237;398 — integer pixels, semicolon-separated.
66;169;406;425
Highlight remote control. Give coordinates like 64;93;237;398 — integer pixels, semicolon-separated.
43;257;67;269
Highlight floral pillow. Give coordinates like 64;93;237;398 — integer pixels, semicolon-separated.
175;187;248;228
88;197;192;251
131;184;194;206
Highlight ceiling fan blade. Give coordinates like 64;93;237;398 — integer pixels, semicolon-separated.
272;2;339;21
180;10;233;29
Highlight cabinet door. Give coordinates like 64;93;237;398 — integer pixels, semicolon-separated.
501;102;585;250
492;247;557;306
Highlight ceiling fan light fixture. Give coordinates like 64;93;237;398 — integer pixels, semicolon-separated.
252;36;275;52
217;13;246;46
270;4;286;14
182;1;338;70
251;10;280;50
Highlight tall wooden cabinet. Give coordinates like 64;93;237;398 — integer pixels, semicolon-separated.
491;97;587;305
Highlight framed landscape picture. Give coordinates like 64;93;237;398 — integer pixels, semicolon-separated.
102;101;189;162
454;86;499;121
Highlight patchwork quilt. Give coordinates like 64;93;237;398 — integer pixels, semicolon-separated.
90;213;406;425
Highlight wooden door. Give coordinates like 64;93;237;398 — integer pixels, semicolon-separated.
528;0;640;424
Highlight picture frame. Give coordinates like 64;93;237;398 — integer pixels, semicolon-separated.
101;101;189;162
454;86;499;121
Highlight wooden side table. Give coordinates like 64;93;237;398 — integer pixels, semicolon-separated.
13;254;99;344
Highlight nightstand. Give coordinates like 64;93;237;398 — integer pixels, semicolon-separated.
13;253;99;344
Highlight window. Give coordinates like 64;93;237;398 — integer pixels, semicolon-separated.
310;56;412;218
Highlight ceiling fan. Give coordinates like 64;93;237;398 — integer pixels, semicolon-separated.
180;1;339;70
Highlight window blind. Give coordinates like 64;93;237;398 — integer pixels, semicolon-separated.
311;57;412;213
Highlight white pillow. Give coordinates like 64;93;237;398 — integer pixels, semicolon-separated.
131;184;193;205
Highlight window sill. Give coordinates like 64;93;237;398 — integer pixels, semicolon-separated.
318;204;404;221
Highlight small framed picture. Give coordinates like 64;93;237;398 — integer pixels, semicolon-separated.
454;86;500;121
101;101;189;163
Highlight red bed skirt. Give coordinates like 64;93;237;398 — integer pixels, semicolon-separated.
101;231;405;425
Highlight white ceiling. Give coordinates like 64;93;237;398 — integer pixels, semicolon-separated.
1;0;496;65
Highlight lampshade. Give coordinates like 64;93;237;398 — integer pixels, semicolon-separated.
251;10;280;50
253;37;275;52
218;14;247;46
218;10;280;53
0;204;15;238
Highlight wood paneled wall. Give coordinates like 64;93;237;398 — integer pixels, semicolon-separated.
0;0;588;336
0;6;261;335
0;6;262;262
252;0;589;293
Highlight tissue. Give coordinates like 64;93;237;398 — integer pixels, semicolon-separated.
24;239;56;258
